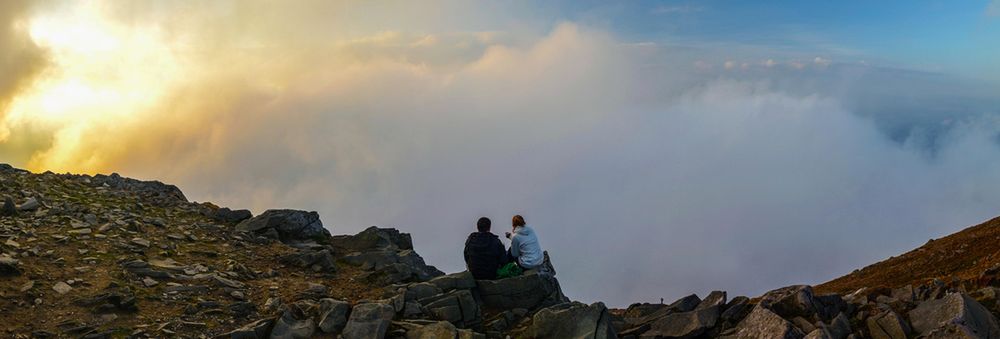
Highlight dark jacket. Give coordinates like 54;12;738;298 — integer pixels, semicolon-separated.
464;231;507;280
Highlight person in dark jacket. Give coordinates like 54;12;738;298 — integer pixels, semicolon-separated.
464;217;507;280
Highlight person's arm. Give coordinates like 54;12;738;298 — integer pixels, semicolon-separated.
509;234;521;258
494;238;507;265
463;237;472;266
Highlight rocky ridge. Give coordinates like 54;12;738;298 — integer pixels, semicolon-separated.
4;164;1000;338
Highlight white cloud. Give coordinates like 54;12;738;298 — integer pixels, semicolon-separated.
814;56;832;67
988;0;1000;16
6;3;1000;308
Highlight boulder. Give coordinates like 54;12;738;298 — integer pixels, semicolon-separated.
719;296;752;328
524;302;617;339
626;293;713;333
429;271;476;292
759;285;825;320
342;303;395;339
623;303;669;320
922;323;981;338
476;271;568;310
213;207;253;224
236;209;330;242
0;255;20;276
346;250;444;283
405;283;444;302
1;197;15;217
406;321;458;339
17;197;40;211
827;313;852;339
330;227;413;252
223;318;275;339
908;293;1000;338
669;294;703;313
865;310;911;339
803;328;835;339
419;289;481;328
725;306;804;339
697;291;728;310
642;304;721;338
279;249;336;273
269;302;316;339
317;298;350;334
891;285;917;304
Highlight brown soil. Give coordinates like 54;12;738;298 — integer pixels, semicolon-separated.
817;216;1000;294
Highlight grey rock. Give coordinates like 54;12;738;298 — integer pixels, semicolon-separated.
269;303;316;339
280;249;336;273
405;283;443;302
0;255;20;276
406;321;458;339
330;226;413;252
318;298;350;334
720;296;752;327
923;323;980;338
342;303;395;339
223;318;275;339
866;310;911;339
213;274;247;289
524;302;617;339
420;289;481;328
791;317;817;334
131;238;151;247
429;271;476;292
212;207;253;223
643;304;721;338
759;285;825;320
53;281;73;294
403;301;423;318
18;197;40;211
1;197;16;217
908;293;1000;338
697;291;728;310
300;283;329;299
727;306;804;339
804;328;835;339
230;302;257;318
669;294;703;313
892;285;917;303
236;209;330;242
828;313;852;339
476;271;568;310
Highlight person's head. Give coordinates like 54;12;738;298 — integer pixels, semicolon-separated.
477;217;491;232
512;215;526;228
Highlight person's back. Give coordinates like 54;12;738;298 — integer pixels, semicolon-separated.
509;215;544;269
464;217;507;280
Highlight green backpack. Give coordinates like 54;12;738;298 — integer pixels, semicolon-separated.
496;262;523;279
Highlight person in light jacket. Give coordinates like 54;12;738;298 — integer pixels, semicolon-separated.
505;214;544;270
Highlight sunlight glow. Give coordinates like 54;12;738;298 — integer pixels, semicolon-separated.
3;2;182;171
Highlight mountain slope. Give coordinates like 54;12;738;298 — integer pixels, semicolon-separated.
817;216;1000;294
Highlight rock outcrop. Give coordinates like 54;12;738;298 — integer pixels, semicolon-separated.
236;209;330;242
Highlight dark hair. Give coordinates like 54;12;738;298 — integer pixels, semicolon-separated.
512;215;526;227
477;217;491;232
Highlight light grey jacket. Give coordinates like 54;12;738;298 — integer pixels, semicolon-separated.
510;225;543;269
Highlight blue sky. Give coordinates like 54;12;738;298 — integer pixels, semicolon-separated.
532;0;1000;80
